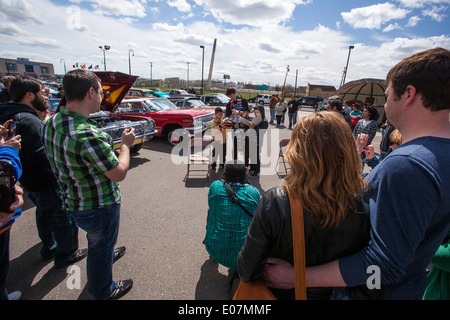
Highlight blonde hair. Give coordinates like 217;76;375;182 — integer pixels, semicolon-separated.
390;129;402;145
283;111;365;228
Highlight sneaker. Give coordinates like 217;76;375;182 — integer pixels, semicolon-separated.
106;279;133;300
250;172;259;178
8;291;22;300
113;246;126;263
54;248;88;269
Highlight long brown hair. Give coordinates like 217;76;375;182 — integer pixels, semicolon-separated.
283;111;365;228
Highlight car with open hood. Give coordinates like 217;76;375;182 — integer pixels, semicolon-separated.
58;71;157;153
117;97;214;146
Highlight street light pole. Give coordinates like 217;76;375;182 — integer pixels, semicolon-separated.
200;45;205;95
282;65;290;97
340;45;354;88
186;62;190;88
60;59;67;74
128;49;134;75
149;62;152;87
99;45;111;71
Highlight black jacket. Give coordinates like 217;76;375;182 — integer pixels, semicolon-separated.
237;186;382;299
0;102;58;191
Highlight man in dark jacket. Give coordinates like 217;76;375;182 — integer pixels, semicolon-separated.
0;76;86;268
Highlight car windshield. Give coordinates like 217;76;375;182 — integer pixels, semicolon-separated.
186;99;205;107
142;98;177;111
215;94;230;103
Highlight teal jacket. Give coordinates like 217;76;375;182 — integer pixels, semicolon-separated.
203;180;260;270
423;232;450;300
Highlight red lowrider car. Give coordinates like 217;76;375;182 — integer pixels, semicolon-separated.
117;98;214;145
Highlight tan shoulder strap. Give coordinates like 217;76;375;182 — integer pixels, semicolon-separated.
285;186;307;300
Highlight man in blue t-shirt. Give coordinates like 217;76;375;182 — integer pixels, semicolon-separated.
260;47;450;299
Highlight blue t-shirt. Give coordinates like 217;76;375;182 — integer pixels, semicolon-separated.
339;137;450;299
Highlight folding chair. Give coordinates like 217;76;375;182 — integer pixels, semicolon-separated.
278;138;290;175
185;137;213;182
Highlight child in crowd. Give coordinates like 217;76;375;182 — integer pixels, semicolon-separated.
211;107;227;170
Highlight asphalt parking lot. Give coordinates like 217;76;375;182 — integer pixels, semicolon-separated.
6;105;381;300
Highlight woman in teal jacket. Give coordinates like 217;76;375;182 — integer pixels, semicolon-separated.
203;162;260;271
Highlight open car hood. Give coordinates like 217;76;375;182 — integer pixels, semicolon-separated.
59;71;138;112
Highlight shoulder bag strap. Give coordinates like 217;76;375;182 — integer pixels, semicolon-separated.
222;180;253;218
285;186;307;300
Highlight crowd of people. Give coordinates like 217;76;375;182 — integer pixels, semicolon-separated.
205;47;450;300
0;47;449;301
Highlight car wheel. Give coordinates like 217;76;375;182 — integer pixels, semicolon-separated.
130;142;142;154
259;100;264;105
167;129;183;146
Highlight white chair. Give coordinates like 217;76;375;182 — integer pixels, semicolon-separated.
185;137;213;182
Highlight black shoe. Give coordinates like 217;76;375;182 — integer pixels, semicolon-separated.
54;248;88;269
106;279;133;300
113;246;126;263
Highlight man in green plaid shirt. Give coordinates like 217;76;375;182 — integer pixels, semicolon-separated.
42;69;135;300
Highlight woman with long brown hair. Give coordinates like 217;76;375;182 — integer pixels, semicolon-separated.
237;111;380;300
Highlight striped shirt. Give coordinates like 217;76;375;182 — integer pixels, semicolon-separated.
42;106;121;212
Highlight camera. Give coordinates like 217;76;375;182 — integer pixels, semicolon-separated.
7;121;16;140
0;160;15;213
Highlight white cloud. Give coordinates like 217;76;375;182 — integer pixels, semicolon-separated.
74;0;148;18
192;0;312;27
422;5;448;21
383;23;403;32
406;15;422;26
396;0;450;8
341;2;410;29
167;0;191;12
0;22;30;36
0;0;47;24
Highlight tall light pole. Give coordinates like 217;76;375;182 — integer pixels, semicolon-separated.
149;62;153;87
340;45;354;88
186;62;190;88
128;49;134;75
200;45;205;95
60;59;67;74
282;65;290;97
99;45;111;71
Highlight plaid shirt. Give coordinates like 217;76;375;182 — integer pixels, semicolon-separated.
42;107;121;211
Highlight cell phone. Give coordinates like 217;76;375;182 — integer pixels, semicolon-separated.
0;160;15;213
6;121;16;140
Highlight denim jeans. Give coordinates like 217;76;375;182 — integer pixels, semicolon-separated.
0;229;10;300
288;112;297;128
69;204;120;300
269;108;275;123
28;187;79;264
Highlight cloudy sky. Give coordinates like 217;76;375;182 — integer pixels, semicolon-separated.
0;0;449;88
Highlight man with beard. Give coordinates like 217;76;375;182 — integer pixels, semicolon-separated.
0;76;86;269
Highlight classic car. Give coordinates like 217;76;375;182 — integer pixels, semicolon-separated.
58;71;157;153
117;98;214;146
125;88;170;99
175;97;216;110
199;93;230;107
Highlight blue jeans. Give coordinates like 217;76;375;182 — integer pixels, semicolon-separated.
28;188;79;264
269;108;275;123
69;204;120;300
288;112;297;128
0;229;10;300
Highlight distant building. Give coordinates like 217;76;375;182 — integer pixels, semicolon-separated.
306;83;337;97
0;57;55;80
